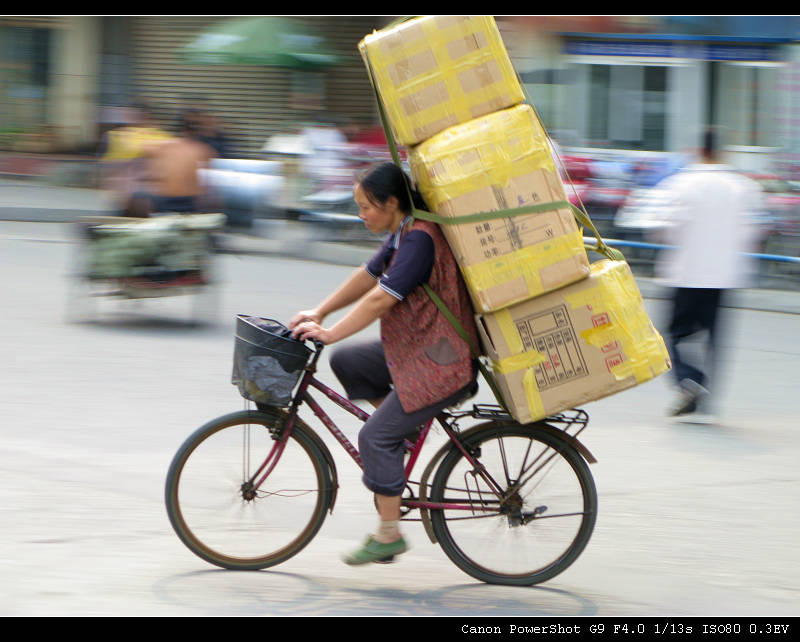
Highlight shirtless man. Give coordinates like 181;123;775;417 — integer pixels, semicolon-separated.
131;116;216;215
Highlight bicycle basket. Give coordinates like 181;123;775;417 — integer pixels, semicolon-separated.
231;315;313;407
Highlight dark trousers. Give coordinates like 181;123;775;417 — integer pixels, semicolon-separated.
330;340;475;496
667;288;725;389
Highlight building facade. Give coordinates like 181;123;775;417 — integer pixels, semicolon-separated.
3;15;800;175
1;15;390;155
502;15;800;174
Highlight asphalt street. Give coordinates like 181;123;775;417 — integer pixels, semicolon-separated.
0;220;798;619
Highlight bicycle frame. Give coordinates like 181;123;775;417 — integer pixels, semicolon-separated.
247;342;505;515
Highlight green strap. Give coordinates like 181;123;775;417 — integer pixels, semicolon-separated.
410;201;623;261
422;283;509;413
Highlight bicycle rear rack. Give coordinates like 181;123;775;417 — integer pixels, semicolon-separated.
463;404;590;441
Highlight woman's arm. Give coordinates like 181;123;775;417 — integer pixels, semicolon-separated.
292;284;397;344
289;266;376;329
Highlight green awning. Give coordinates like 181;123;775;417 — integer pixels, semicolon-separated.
180;16;340;68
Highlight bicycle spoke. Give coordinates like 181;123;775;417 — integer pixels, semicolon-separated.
430;422;597;585
166;412;331;569
514;442;568;498
255;488;321;499
497;431;511;487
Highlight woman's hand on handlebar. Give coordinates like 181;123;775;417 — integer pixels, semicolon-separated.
289;308;323;330
291;320;332;345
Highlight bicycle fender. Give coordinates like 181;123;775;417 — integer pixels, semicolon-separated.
459;420;597;464
534;422;597;464
247;408;340;514
418;440;455;545
293;419;340;514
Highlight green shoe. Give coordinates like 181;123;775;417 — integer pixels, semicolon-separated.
342;535;408;566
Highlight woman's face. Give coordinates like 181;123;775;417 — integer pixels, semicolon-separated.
354;183;400;235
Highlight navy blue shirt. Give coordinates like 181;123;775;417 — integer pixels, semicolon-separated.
365;217;434;300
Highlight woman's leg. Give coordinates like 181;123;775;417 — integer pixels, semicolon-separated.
329;339;391;405
374;494;402;544
345;380;477;565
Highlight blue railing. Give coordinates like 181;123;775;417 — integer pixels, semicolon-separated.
586;237;800;264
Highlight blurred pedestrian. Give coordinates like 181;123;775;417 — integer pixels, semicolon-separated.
181;96;232;158
300;120;348;189
649;128;764;421
129;113;216;216
99;103;172;216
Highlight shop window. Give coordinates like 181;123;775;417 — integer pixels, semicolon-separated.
521;68;575;134
0;26;50;139
715;62;779;148
583;63;667;151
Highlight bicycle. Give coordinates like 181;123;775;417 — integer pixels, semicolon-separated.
165;316;599;586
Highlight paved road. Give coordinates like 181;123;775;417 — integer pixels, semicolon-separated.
1;222;798;618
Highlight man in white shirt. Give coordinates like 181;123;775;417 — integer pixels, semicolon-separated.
650;128;764;419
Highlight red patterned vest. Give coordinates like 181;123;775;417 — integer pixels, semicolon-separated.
381;219;479;413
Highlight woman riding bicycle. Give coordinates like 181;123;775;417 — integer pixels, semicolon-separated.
290;161;479;565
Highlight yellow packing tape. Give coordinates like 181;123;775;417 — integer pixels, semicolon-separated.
461;228;585;298
493;309;547;422
523;369;547;422
410;104;555;210
487;261;670;421
564;261;671;383
494;348;546;375
495;308;524;354
360;16;523;146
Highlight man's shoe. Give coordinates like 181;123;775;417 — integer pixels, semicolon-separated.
678;411;718;425
668;379;709;417
342;535;408;566
669;390;697;416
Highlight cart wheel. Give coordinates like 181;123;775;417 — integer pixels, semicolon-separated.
189;253;220;327
189;281;219;327
64;238;98;324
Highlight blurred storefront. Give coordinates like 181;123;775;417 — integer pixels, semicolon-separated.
1;16;99;153
1;16;389;157
558;33;788;171
117;16;389;157
502;15;800;175
4;15;800;176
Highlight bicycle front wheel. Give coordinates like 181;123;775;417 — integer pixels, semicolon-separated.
430;422;597;586
165;410;332;570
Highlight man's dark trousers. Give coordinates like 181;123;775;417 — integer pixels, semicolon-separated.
667;287;725;389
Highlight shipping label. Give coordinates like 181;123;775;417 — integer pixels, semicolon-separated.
515;304;588;390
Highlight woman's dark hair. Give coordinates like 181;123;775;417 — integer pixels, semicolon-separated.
355;161;428;214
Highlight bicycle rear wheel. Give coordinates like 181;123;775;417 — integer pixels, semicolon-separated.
165;410;333;570
429;421;597;586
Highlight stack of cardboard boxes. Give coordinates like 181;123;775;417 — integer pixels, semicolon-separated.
360;16;671;423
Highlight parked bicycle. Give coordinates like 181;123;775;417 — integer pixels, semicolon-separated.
165;315;598;586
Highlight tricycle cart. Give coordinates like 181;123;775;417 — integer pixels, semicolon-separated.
66;213;226;325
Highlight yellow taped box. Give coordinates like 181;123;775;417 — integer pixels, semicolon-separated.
409;104;590;313
476;260;672;424
359;16;524;147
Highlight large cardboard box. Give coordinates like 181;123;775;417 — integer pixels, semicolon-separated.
476;260;672;424
409;104;590;312
359;16;524;147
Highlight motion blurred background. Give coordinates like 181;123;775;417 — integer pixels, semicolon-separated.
2;18;799;616
2;14;799;287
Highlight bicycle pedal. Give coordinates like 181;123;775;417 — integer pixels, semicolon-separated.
372;555;395;564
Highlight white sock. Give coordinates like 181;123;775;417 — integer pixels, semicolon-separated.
374;519;401;544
